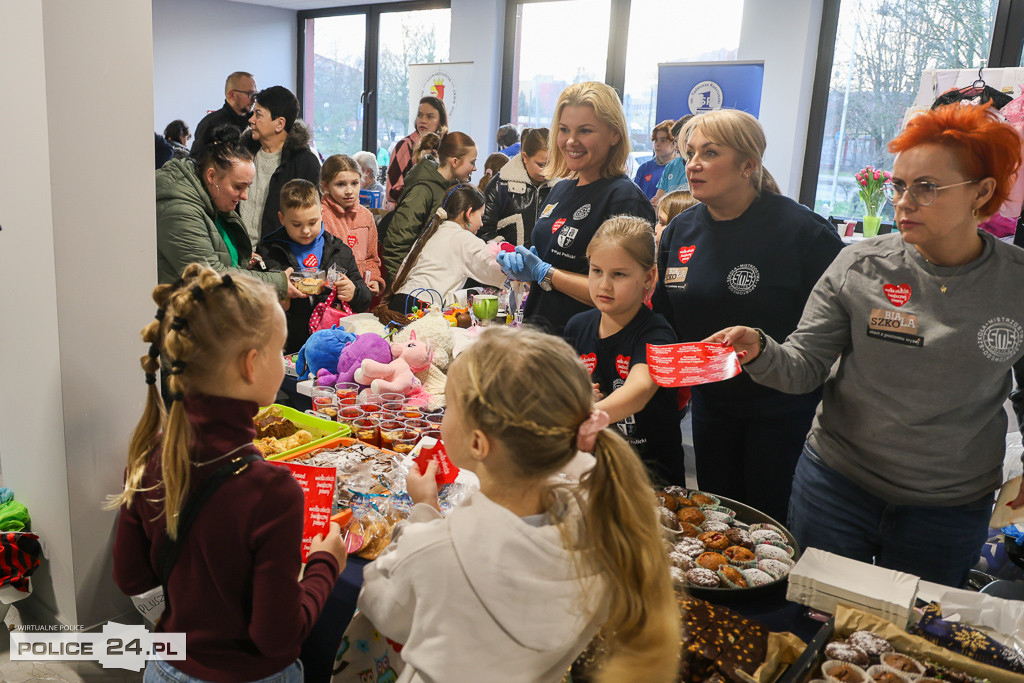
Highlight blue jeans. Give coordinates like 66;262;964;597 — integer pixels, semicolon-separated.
144;658;303;683
788;444;994;587
690;389;820;524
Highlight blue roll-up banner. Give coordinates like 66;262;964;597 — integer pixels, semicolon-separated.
656;61;765;121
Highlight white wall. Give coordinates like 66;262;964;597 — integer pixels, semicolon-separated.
738;0;823;199
449;0;504;157
0;0;157;628
153;0;297;134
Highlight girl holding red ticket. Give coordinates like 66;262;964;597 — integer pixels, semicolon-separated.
563;216;685;485
358;326;680;682
110;264;346;683
651;109;843;524
708;104;1024;587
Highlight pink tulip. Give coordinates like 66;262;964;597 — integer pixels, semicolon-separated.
860;179;868;186
873;171;881;180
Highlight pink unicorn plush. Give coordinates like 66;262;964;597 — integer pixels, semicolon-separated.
354;331;434;398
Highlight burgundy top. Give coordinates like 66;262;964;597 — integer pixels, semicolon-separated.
113;394;339;682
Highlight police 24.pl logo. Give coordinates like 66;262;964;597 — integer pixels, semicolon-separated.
977;317;1023;362
726;264;759;295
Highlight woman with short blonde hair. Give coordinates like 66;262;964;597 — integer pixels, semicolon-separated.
651;108;843;524
498;82;655;335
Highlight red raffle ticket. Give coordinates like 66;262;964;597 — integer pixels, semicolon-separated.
268;460;336;561
646;342;742;387
414;438;460;486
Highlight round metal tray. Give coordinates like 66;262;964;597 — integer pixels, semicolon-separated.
678;493;802;602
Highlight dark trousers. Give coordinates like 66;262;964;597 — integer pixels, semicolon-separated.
690;388;820;524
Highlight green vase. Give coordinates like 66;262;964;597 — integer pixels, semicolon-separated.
862;215;881;238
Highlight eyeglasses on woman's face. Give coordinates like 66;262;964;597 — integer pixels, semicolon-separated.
882;179;978;206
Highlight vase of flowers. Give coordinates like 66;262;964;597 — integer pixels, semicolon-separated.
855;165;891;238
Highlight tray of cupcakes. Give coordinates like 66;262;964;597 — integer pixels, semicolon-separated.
657;486;801;599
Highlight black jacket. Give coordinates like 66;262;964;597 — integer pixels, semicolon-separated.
242;120;322;242
190;101;252;161
257;228;372;353
480;152;558;248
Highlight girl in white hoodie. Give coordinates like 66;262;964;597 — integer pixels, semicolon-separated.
388;184;507;312
357;326;680;683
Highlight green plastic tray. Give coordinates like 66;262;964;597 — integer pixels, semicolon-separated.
257;403;349;460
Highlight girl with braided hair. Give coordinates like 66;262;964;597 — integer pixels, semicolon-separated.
110;264;346;683
358;326;680;682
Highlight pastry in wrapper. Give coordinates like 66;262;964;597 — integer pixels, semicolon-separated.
825;642;870;667
822;660;868;682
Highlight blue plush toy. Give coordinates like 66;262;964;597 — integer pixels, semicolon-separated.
295;327;357;379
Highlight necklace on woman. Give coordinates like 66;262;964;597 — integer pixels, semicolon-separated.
922;258;966;294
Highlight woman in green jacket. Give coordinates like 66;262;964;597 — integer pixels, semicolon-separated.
156;127;299;299
380;132;477;279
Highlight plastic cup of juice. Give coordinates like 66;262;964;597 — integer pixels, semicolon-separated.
352;417;381;447
379;420;406;451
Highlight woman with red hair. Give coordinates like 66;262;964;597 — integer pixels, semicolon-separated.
708;104;1024;586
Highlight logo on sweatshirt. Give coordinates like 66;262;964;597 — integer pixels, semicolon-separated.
615;355;630;379
347;235;357;248
557;226;579;248
573;204;591;221
977;317;1023;362
644;174;653;182
883;283;912;307
726;264;759;295
540;203;558;219
303;254;319;268
677;245;696;264
552;218;566;234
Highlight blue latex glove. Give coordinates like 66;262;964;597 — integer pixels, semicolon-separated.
496;249;523;280
511;245;552;283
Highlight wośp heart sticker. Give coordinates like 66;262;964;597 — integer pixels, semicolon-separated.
615;355;630;379
883;283;911;307
678;245;696;264
580;353;597;373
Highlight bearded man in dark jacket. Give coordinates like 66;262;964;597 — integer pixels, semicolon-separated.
191;71;257;161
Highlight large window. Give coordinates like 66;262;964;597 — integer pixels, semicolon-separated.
300;3;451;164
506;0;610;131
622;0;743;167
810;0;999;219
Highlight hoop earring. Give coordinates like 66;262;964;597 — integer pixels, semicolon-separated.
971;207;979;219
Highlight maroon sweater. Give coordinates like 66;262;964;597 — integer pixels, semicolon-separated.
112;394;339;682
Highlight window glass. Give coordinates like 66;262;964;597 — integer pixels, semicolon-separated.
508;0;611;131
622;0;743;175
306;14;367;157
813;0;998;219
377;9;452;164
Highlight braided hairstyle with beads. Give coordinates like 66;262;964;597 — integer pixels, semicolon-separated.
448;326;680;682
106;264;278;539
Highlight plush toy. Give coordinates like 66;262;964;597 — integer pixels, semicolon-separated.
316;333;392;388
296;327;357;379
354;331;434;396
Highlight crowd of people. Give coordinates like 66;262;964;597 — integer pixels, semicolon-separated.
129;69;1024;683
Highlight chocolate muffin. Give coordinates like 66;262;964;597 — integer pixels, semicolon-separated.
658;506;682;531
825;642;870;667
725;528;755;550
686;567;720;587
848;631;893;658
880;653;924;677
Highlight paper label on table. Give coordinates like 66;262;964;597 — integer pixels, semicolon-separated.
268;460;336;561
414;438;460;486
646;342;742;387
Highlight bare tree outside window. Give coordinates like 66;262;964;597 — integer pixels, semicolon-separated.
814;0;997;218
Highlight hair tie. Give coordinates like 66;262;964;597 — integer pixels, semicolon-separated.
145;373;157;385
169;360;187;375
575;409;610;453
148;344;160;360
172;278;185;290
443;183;464;205
155;308;166;322
191;285;205;302
220;274;235;289
167;391;185;402
170;316;187;331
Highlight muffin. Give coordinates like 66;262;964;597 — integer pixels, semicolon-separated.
758;558;793;579
866;666;909;683
751;528;786;545
679;522;702;538
668;551;695;571
676;507;706;526
741;568;775;586
719;565;748;588
701;520;731;533
821;661;868;683
658;506;682;532
669;566;688;588
697;531;731;551
725;528;755;550
686;567;720;588
689;492;719;507
656;491;678;511
696;552;729;571
723;546;756;563
825;642;870;667
674;537;705;558
755;544;793;562
879;653;924;678
848;631;894;658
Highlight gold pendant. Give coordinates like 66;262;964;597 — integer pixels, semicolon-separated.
940;284;947;294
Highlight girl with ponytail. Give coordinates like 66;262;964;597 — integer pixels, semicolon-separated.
384;184;507;313
358;325;680;682
110;264;346;683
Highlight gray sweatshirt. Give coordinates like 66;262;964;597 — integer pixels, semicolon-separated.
746;230;1024;506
